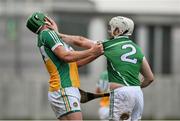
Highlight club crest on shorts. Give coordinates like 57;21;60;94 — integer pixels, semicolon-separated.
73;102;78;107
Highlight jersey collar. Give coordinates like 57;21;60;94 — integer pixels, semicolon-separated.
103;36;131;50
114;35;129;39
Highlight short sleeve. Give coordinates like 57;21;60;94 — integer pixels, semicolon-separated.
138;47;145;58
136;44;145;62
42;30;63;51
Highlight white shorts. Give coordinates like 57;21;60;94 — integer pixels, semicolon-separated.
109;86;144;121
48;87;81;119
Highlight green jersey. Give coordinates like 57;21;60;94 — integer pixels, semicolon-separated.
103;36;144;86
37;29;80;91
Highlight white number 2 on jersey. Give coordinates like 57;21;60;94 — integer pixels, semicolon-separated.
120;44;137;64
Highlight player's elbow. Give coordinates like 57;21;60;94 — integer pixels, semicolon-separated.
151;76;154;83
149;73;154;82
141;76;154;88
145;74;154;84
148;78;154;84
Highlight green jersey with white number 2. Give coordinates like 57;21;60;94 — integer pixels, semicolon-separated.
103;36;144;86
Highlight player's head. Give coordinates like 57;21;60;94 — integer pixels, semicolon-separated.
26;12;47;34
108;16;134;38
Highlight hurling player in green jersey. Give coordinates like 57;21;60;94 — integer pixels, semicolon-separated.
103;16;154;121
47;15;154;121
26;12;103;120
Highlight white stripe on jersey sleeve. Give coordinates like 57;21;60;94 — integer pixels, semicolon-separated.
47;31;63;51
48;31;62;44
51;43;63;51
50;31;61;43
48;31;57;43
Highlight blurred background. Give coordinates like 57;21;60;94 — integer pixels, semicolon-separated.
0;0;180;120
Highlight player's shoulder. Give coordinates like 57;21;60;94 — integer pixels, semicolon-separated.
41;29;58;36
128;39;140;48
133;43;142;50
129;40;144;57
41;29;61;41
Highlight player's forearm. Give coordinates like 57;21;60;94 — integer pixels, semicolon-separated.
59;33;94;49
140;57;154;88
77;36;95;49
77;54;100;67
63;49;93;62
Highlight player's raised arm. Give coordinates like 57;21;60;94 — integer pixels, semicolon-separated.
59;33;95;49
140;57;154;88
76;52;102;67
46;17;95;49
53;43;103;63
